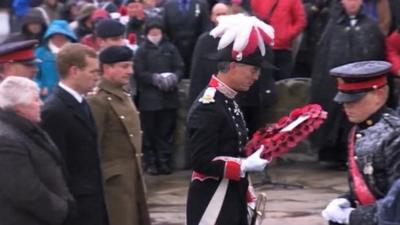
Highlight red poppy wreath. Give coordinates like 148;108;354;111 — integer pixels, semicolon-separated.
244;104;327;161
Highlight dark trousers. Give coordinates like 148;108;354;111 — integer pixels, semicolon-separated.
140;109;177;168
273;49;293;81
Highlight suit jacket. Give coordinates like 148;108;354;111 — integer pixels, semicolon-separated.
163;0;210;76
87;79;151;225
41;85;109;225
0;109;72;225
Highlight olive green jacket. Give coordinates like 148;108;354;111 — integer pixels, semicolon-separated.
88;79;150;225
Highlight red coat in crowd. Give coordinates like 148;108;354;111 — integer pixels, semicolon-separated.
250;0;307;50
386;31;400;75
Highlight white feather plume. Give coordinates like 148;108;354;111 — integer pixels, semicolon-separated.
232;19;252;53
217;26;240;50
209;14;274;57
254;28;266;56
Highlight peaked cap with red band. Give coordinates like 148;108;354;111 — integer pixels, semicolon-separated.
0;40;39;64
330;60;392;103
207;13;275;69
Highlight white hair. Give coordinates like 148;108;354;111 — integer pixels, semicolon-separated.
0;76;40;110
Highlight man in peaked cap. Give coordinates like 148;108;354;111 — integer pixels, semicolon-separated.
0;40;39;82
321;61;400;225
87;46;151;225
186;14;272;225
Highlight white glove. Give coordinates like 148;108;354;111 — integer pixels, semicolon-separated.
321;198;354;224
241;145;268;177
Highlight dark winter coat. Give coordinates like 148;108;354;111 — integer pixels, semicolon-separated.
0;0;11;8
134;38;184;111
310;9;385;160
0;109;73;225
41;86;109;225
163;0;210;76
295;0;332;72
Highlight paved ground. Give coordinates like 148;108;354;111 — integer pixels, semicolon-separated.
146;161;348;225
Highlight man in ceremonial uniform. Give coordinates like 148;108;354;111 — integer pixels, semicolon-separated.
186;14;273;225
0;40;39;81
321;61;400;225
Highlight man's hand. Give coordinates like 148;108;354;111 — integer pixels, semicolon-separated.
241;145;268;176
322;198;354;224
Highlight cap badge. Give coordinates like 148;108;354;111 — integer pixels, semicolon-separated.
235;52;243;61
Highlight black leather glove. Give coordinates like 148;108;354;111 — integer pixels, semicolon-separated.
63;198;77;225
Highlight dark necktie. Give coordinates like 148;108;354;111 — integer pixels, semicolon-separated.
79;99;90;118
180;0;188;11
80;98;93;123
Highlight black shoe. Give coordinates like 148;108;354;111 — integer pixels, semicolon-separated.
159;164;172;175
146;165;159;175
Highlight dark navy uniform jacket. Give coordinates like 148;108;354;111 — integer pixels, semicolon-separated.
378;178;400;225
186;76;253;225
342;107;400;225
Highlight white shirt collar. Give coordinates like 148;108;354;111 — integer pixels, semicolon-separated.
58;82;84;103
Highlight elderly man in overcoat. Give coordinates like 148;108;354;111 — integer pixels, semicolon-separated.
0;76;75;225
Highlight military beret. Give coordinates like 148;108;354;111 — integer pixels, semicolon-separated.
330;60;392;103
95;19;125;38
0;40;39;64
99;45;133;64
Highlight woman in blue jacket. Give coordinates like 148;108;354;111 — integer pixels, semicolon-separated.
35;19;77;99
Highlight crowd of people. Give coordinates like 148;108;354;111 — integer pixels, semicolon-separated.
0;0;400;225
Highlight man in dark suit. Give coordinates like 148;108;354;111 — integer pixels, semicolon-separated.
163;0;210;77
41;43;109;225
